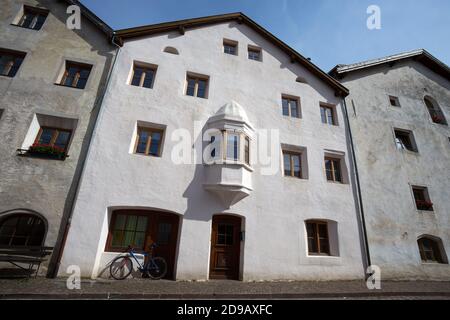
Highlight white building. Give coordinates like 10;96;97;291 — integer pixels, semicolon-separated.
59;13;367;281
330;50;450;280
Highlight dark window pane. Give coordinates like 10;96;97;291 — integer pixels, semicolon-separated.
282;99;290;116
157;223;172;245
111;230;123;247
320;107;327;123
38;128;56;145
290;100;298;118
244;137;250;165
134;232;146;248
0;214;45;246
34;14;47;30
142;70;154;88
293;155;301;178
186;78;196;96
136;131;149;154
114;215;126;230
224;44;236;55
197;80;207;98
136;216;148;232
333;160;342;182
227;134;239;160
149;132;161;156
327;108;334;124
325;160;333;181
131;68;143;86
284;153;291;176
54;131;71;150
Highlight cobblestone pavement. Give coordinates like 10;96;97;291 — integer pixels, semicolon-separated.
1;278;450;299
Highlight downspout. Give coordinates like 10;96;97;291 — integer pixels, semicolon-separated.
48;35;122;278
342;97;372;277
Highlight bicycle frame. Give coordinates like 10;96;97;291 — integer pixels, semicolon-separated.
127;248;159;273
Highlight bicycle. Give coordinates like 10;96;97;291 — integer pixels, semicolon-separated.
109;243;167;280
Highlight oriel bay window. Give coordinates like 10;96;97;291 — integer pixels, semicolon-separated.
59;61;92;89
0;49;26;78
135;127;163;157
306;221;330;256
208;131;251;165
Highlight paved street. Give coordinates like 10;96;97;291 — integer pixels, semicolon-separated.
1;278;449;299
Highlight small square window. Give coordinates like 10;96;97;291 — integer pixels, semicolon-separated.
59;61;92;89
394;129;417;152
282;95;301;118
325;157;342;183
15;6;49;31
389;96;401;107
306;221;330;255
0;49;26;78
186;73;209;98
130;63;157;89
283;151;302;179
320;104;337;125
135;127;164;157
223;40;238;55
248;46;262;61
412;186;434;211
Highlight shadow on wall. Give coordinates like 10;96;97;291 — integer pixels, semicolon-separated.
33;0;118;278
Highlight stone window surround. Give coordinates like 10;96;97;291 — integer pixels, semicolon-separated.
323;150;349;184
392;127;419;153
408;183;435;213
129;121;167;157
320;102;339;126
53;57;96;90
20;112;78;153
281;144;309;180
11;4;49;31
127;60;158;89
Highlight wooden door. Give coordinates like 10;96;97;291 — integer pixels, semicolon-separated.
145;212;179;280
209;215;241;280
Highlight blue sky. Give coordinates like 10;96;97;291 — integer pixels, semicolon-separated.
81;0;450;71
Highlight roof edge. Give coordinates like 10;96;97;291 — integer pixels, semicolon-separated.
64;0;113;36
114;12;349;96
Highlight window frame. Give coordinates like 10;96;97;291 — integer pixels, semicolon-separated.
394;129;418;153
223;39;238;56
59;61;93;90
424;97;447;125
0;49;26;78
418;237;444;264
320;103;337;125
412;186;434;212
389;95;401;107
15;5;49;31
282;95;301;118
134;127;164;157
105;211;150;252
0;214;46;247
325;157;342;183
306;221;331;256
283;151;302;179
130;64;157;89
34;126;73;153
248;46;262;61
185;73;209;99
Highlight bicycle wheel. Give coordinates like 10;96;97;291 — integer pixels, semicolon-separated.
110;255;133;280
147;257;167;280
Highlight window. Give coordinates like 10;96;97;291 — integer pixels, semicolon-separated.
163;46;179;55
418;237;446;264
248;46;262;61
412;186;434;211
16;6;48;30
394;129;417;152
226;132;240;161
424;96;447;125
0;214;45;246
186;74;209;98
130;63;157;89
34;127;72;153
0;49;26;78
325;157;342;183
320;104;337;125
306;221;330;255
282;96;300;118
223;40;238;55
135;127;163;157
108;213;149;251
389;96;401;107
283;151;302;178
60;61;92;89
244;136;250;165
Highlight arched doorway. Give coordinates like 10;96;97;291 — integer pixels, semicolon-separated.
105;209;180;279
0;213;46;246
209;215;242;280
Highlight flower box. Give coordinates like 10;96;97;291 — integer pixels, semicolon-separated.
27;143;67;160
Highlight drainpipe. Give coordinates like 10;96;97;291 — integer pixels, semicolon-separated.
342;97;372;277
48;35;122;278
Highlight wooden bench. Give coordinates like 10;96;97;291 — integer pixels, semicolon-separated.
0;246;53;278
